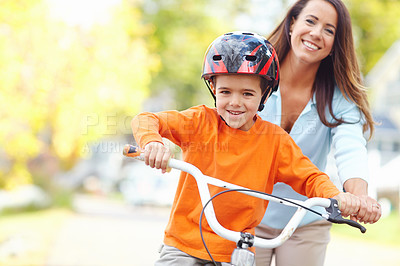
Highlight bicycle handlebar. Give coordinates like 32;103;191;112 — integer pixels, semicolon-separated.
123;144;366;248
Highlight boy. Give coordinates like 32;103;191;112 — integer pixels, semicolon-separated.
131;32;361;264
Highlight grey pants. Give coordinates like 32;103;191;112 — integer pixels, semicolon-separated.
155;244;231;266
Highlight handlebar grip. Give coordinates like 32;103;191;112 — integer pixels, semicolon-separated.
122;144;171;172
325;199;366;234
123;144;141;157
123;144;145;161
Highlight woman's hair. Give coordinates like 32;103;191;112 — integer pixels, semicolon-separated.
268;0;374;138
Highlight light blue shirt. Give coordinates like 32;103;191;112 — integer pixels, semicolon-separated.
258;86;369;229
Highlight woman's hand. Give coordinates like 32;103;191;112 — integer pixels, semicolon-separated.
142;142;172;173
334;192;381;224
343;178;381;224
355;195;381;224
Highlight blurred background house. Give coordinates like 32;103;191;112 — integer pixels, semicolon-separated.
366;40;400;213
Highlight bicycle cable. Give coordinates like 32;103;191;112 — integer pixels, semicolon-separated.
199;188;326;265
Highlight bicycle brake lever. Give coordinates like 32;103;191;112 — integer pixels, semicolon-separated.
325;199;366;234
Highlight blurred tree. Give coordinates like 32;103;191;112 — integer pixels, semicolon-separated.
2;0;397;190
345;0;400;74
0;0;156;189
138;0;234;110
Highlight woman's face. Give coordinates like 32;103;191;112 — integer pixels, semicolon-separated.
289;0;338;66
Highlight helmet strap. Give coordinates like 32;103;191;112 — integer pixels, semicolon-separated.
204;79;216;107
258;87;272;112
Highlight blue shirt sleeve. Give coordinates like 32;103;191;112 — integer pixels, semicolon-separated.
330;89;369;185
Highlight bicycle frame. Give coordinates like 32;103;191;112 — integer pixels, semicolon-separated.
166;157;334;248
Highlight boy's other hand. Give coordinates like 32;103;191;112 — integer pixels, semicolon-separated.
333;192;360;221
143;142;172;173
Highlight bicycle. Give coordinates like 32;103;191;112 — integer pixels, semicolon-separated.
123;144;366;266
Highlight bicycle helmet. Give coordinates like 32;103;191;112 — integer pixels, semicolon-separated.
202;31;279;111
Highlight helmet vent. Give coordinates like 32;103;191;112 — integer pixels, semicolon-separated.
242;32;254;35
213;55;222;61
245;55;257;61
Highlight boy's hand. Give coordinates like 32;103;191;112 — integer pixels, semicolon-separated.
333;192;360;220
143;142;172;174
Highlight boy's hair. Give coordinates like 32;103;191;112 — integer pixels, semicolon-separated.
201;31;279;111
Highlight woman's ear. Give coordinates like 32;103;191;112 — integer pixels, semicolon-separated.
289;17;295;34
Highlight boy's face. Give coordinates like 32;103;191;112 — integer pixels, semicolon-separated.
212;75;262;131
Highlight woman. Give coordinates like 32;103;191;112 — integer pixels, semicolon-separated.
256;0;381;265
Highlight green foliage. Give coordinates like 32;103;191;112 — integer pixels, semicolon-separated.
345;0;400;73
0;202;48;216
0;0;155;188
0;0;243;189
138;0;233;110
1;0;399;190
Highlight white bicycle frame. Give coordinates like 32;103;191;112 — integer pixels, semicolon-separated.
123;145;337;249
172;157;335;248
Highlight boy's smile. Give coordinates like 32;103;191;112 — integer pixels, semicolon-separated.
213;75;263;131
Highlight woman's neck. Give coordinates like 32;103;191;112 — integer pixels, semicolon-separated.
280;51;320;92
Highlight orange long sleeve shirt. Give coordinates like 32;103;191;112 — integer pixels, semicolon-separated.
132;105;340;262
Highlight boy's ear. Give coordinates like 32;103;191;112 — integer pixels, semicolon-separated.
209;80;216;94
